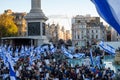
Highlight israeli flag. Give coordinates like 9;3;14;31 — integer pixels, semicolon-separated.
99;41;115;55
91;0;120;34
64;50;73;59
0;47;2;58
50;44;56;53
95;55;100;69
6;53;16;80
61;46;73;59
8;62;16;80
73;53;85;59
15;48;19;57
29;56;33;66
39;47;45;53
20;45;25;56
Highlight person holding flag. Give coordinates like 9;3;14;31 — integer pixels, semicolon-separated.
6;53;16;80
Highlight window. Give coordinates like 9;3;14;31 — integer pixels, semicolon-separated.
81;30;83;33
92;35;94;39
16;16;18;19
19;16;22;20
117;33;119;36
87;30;89;33
96;30;98;33
77;20;80;23
96;35;98;39
92;30;94;33
82;37;83;39
81;35;83;39
78;35;79;39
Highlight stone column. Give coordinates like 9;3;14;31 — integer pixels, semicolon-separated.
31;0;41;9
25;0;48;46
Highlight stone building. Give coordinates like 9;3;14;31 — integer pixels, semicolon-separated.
4;9;27;36
72;15;107;47
46;23;71;44
65;30;72;41
110;27;120;41
13;13;27;36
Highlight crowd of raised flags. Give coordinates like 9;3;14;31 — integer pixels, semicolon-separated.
0;41;117;79
0;43;57;80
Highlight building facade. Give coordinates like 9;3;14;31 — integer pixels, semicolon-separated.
4;9;27;36
111;27;120;41
46;23;71;44
13;13;27;36
72;15;107;47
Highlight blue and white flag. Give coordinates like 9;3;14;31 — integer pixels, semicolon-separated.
73;53;85;59
42;45;49;51
99;41;115;56
95;55;100;69
8;62;16;80
64;50;73;59
61;46;73;59
6;53;16;80
15;48;19;57
50;44;56;53
0;47;2;58
91;0;120;34
39;47;45;53
20;45;25;56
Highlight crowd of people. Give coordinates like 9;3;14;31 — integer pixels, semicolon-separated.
0;44;120;80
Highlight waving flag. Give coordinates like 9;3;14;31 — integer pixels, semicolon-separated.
20;45;25;56
99;41;115;56
91;0;120;34
61;46;73;59
0;47;2;58
8;62;16;80
50;44;56;53
95;55;100;69
15;48;19;57
73;53;85;59
6;53;16;80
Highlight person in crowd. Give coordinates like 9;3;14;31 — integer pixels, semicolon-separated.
0;44;118;80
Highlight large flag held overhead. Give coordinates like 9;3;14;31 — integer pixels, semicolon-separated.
61;46;73;59
91;0;120;34
99;41;115;56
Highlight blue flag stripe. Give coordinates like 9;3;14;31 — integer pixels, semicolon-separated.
91;0;120;34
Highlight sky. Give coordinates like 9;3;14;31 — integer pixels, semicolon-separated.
0;0;102;30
